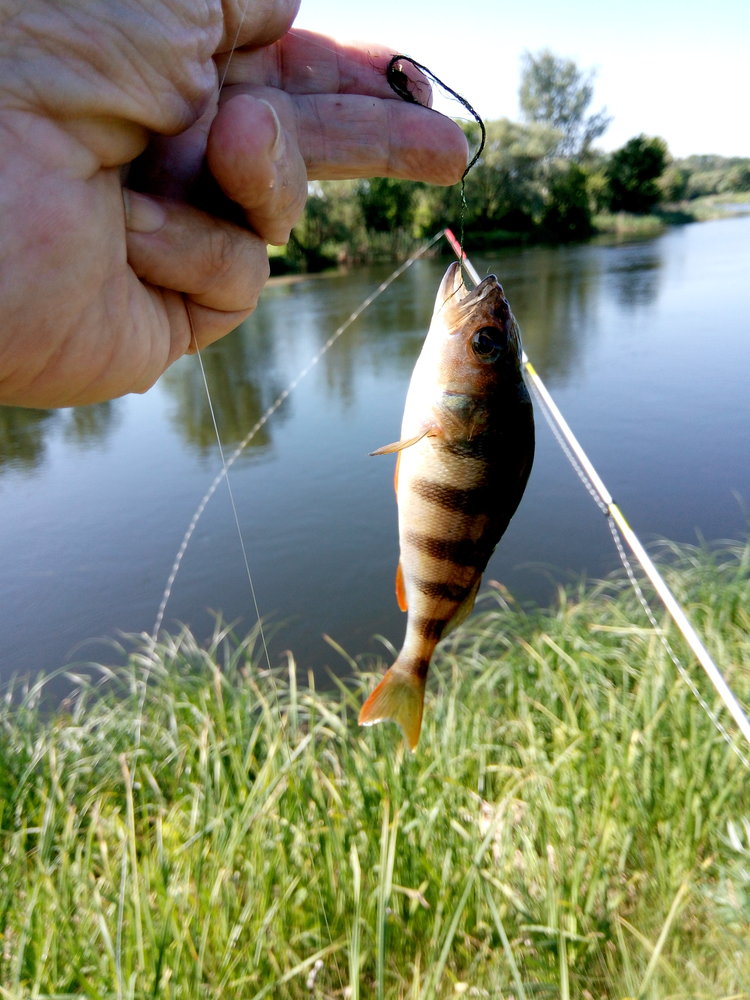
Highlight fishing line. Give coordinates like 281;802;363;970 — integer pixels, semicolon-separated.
528;371;750;765
217;17;347;987
447;232;750;767
528;363;750;770
196;340;270;663
217;0;253;89
153;230;445;640
385;55;486;176
605;517;750;772
143;348;345;991
386;55;486;267
146;13;355;993
147;233;444;993
138;11;354;992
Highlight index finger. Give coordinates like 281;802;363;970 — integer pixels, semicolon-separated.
218;29;433;105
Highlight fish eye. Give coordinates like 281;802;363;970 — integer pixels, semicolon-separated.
470;326;506;363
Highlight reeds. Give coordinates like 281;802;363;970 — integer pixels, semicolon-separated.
1;538;749;998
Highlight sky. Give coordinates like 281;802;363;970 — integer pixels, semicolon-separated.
294;0;750;159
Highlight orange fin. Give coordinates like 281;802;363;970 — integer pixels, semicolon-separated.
370;424;436;456
358;665;426;750
395;561;408;612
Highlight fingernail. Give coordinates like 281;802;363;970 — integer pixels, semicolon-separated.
257;98;284;161
123;190;167;233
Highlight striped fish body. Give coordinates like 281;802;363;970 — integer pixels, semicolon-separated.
359;262;534;749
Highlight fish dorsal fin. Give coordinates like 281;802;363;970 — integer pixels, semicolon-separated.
395;560;408;612
370;423;438;457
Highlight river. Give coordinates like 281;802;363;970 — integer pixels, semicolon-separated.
1;214;749;688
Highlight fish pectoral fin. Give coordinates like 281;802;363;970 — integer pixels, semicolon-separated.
395;560;408;612
358;663;426;750
370;423;439;456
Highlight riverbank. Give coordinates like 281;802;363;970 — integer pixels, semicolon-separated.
2;536;749;998
269;191;750;274
593;191;750;239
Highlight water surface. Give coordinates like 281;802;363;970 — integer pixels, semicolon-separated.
1;215;748;686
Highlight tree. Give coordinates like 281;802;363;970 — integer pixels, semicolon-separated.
460;118;561;231
720;163;750;193
538;161;593;239
519;49;611;160
289;180;366;268
356;178;415;233
659;164;689;203
606;135;669;214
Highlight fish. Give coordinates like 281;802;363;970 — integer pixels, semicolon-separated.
359;261;535;749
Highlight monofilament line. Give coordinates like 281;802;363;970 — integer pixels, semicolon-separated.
152;230;446;642
528;370;750;771
199;344;269;654
143;233;446;997
447;230;750;764
386;55;486;267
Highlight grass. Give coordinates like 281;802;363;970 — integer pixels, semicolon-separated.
592;213;668;239
594;193;750;239
676;192;750;222
1;537;749;999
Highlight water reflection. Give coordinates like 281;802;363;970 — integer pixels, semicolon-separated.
0;236;669;476
160;313;287;455
2;216;748;690
63;401;119;446
0;402;117;473
605;242;664;309
0;266;433;475
474;245;604;382
478;238;666;381
0;407;54;470
315;266;441;404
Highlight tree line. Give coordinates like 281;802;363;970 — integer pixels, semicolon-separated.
280;50;750;271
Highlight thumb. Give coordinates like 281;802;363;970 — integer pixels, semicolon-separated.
207;92;308;246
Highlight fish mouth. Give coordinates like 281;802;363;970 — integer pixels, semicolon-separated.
436;262;522;357
438;262;504;312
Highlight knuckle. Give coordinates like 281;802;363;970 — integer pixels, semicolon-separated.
200;227;269;312
205;226;239;284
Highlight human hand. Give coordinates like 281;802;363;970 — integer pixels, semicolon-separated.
0;0;468;408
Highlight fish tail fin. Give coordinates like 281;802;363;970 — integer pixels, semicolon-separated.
358;662;426;751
